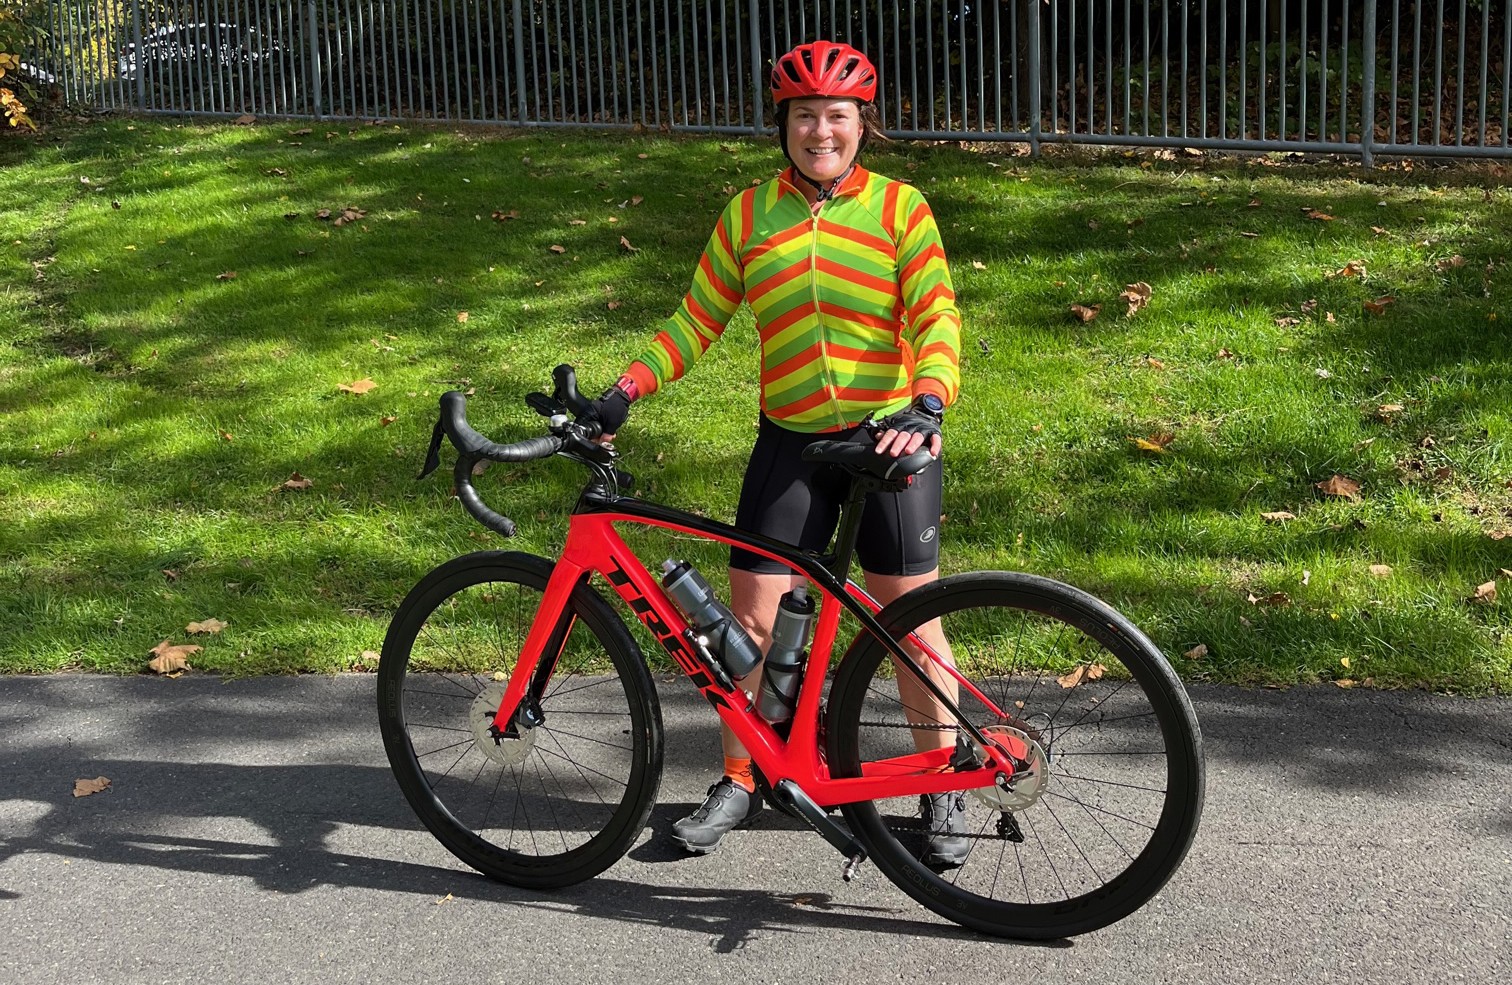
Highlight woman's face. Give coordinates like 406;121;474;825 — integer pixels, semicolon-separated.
785;98;862;184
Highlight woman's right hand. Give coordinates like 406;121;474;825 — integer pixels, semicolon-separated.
582;384;633;443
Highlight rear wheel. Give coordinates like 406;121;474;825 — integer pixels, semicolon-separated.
378;551;663;888
827;572;1203;938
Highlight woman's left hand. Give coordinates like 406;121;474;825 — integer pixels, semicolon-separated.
870;406;942;459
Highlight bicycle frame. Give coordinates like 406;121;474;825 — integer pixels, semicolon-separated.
490;490;1028;807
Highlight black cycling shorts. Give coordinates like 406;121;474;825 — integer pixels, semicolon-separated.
729;414;942;577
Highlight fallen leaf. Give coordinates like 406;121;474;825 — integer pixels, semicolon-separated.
1247;197;1262;207
1340;656;1352;669
292;127;313;136
971;260;987;270
607;300;621;310
219;430;234;442
1274;316;1301;327
1376;403;1405;418
316;208;331;220
233;114;256;125
1371;225;1388;235
1435;254;1465;271
619;235;639;253
1471;581;1498;604
491;209;520;221
1056;663;1106;688
338;378;378;395
1217;347;1235;359
1363;295;1396;315
1306;209;1335;221
1301;299;1319;315
1315;474;1362;500
630;194;644;205
1239;231;1260;238
148;640;200;674
162;569;180;581
186;618;227;635
1130;435;1173;453
548;244;566;254
1249;591;1292;607
1261;510;1296;522
1069;303;1101;323
436;893;454;905
1332;260;1367;278
1145;356;1166;370
1335;679;1356;688
1369;564;1393;578
1303;569;1312;585
282;472;314;490
332;207;366;227
216;271;237;281
358;650;380;665
73;777;112;798
1183;644;1208;660
456;311;469;323
1119;281;1153;316
380;415;397;427
568;218;587;226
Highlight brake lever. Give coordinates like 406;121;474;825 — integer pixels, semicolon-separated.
552;364;594;417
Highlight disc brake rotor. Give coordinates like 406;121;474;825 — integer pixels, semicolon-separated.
469;680;538;767
971;723;1051;811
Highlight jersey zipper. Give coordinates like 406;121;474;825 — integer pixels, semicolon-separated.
808;204;847;430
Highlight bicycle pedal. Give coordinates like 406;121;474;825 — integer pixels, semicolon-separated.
841;853;865;882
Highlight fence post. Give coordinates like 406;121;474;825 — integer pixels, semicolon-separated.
131;0;145;111
511;0;528;124
1028;0;1042;155
307;1;322;119
749;0;762;135
1360;0;1377;166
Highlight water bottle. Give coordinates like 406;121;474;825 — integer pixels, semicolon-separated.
660;560;763;678
756;586;815;725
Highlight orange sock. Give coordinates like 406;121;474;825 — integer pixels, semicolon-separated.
724;755;756;792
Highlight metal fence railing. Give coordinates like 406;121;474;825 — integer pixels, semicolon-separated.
27;1;1512;162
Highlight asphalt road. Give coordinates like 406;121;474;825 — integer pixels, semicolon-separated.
1;676;1508;984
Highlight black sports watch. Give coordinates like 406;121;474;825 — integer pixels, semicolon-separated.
913;393;945;421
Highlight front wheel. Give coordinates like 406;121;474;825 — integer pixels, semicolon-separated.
377;551;663;889
827;572;1204;938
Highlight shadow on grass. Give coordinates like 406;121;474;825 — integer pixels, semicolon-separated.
4;123;1512;681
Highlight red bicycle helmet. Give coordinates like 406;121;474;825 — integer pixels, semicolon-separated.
770;40;877;105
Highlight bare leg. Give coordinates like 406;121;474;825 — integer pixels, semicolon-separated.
863;569;958;754
721;568;799;759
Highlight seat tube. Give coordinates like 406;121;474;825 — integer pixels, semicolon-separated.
491;556;589;732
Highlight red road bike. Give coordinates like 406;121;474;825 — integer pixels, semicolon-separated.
377;367;1204;938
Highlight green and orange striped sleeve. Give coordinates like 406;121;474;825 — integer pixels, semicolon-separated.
894;186;961;407
623;195;747;398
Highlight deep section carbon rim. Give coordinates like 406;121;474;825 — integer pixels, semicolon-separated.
829;573;1203;938
378;552;662;888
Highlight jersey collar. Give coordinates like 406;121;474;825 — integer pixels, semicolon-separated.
778;163;870;202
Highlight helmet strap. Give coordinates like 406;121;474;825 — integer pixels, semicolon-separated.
790;161;855;203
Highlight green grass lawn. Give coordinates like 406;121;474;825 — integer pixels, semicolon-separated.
3;118;1511;691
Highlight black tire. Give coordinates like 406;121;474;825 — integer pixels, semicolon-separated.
827;572;1204;938
378;551;663;889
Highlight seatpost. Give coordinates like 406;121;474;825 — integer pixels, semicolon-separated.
824;480;874;580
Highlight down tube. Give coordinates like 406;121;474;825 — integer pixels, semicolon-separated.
558;513;793;767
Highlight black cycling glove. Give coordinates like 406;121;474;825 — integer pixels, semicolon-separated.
871;397;944;445
582;385;633;437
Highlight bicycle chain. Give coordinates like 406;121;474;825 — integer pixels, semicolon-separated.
856;720;962;732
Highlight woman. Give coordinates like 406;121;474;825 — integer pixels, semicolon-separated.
586;40;965;862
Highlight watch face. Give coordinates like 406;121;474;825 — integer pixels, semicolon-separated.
919;394;944;415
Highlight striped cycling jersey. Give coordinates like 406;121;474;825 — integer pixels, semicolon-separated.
622;165;961;433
